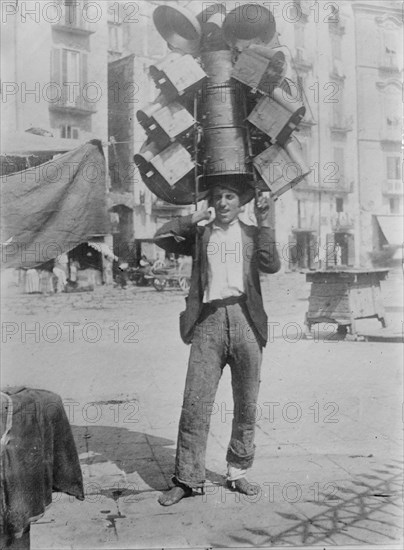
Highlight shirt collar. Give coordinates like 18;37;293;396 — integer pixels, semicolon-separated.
212;218;240;231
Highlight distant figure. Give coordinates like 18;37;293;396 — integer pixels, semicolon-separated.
68;260;80;288
117;261;129;288
38;270;54;294
53;253;68;293
25;269;40;294
334;243;342;266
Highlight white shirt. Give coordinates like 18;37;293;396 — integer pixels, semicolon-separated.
203;219;244;302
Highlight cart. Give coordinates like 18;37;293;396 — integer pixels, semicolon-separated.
304;269;389;338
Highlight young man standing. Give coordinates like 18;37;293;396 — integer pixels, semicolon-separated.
154;183;280;506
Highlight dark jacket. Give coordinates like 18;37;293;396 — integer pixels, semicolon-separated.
154;215;280;347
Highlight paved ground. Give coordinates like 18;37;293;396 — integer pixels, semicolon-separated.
2;269;403;549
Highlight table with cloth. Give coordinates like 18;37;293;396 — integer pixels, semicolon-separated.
1;387;84;549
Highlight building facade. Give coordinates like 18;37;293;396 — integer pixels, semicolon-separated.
267;0;358;270
106;0;402;268
3;0;402;268
351;0;403;266
243;0;402;269
1;0;112;280
2;0;109;146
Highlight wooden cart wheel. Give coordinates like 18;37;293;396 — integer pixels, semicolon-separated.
179;276;190;293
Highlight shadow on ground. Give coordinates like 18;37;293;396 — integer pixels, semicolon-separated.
71;425;224;496
210;460;403;547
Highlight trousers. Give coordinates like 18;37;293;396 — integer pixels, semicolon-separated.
175;300;262;488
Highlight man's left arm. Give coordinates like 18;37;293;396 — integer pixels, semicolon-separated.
254;195;281;274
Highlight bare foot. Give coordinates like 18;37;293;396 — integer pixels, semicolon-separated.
227;477;259;495
158;486;192;506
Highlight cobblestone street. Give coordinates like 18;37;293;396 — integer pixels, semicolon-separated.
2;269;403;548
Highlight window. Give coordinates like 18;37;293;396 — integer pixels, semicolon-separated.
330;33;345;78
389;198;399;214
51;48;88;108
386;156;401;180
109;24;122;52
333;147;345;182
65;50;81;105
336;198;344;213
332;87;345;127
298;200;307;227
60;125;80;139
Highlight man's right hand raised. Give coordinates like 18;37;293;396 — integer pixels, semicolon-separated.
191;209;212;225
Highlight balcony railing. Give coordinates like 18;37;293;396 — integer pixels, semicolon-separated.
331;212;354;229
52;1;94;34
330;116;352;133
383;180;403;195
379;55;401;72
49;92;97;114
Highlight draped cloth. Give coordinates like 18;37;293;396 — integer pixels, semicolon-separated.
0;387;84;541
1;140;110;270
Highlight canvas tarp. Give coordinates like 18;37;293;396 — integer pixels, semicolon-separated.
1;140;110;269
0;131;84;156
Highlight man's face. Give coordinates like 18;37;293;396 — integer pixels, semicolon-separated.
211;186;241;227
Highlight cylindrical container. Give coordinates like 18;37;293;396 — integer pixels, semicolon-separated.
153;5;201;55
199;50;251;185
202;127;248;181
201;85;244;129
201;50;233;85
223;3;276;51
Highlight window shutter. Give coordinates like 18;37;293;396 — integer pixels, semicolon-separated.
81;52;88;86
51;48;61;86
288;233;298;270
311;233;319;269
334;147;345;180
347;234;355;266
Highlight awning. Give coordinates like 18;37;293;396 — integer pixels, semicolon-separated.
376;215;404;247
88;242;118;261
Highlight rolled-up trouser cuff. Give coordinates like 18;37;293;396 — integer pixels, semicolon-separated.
173;475;205;490
226;448;255;470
